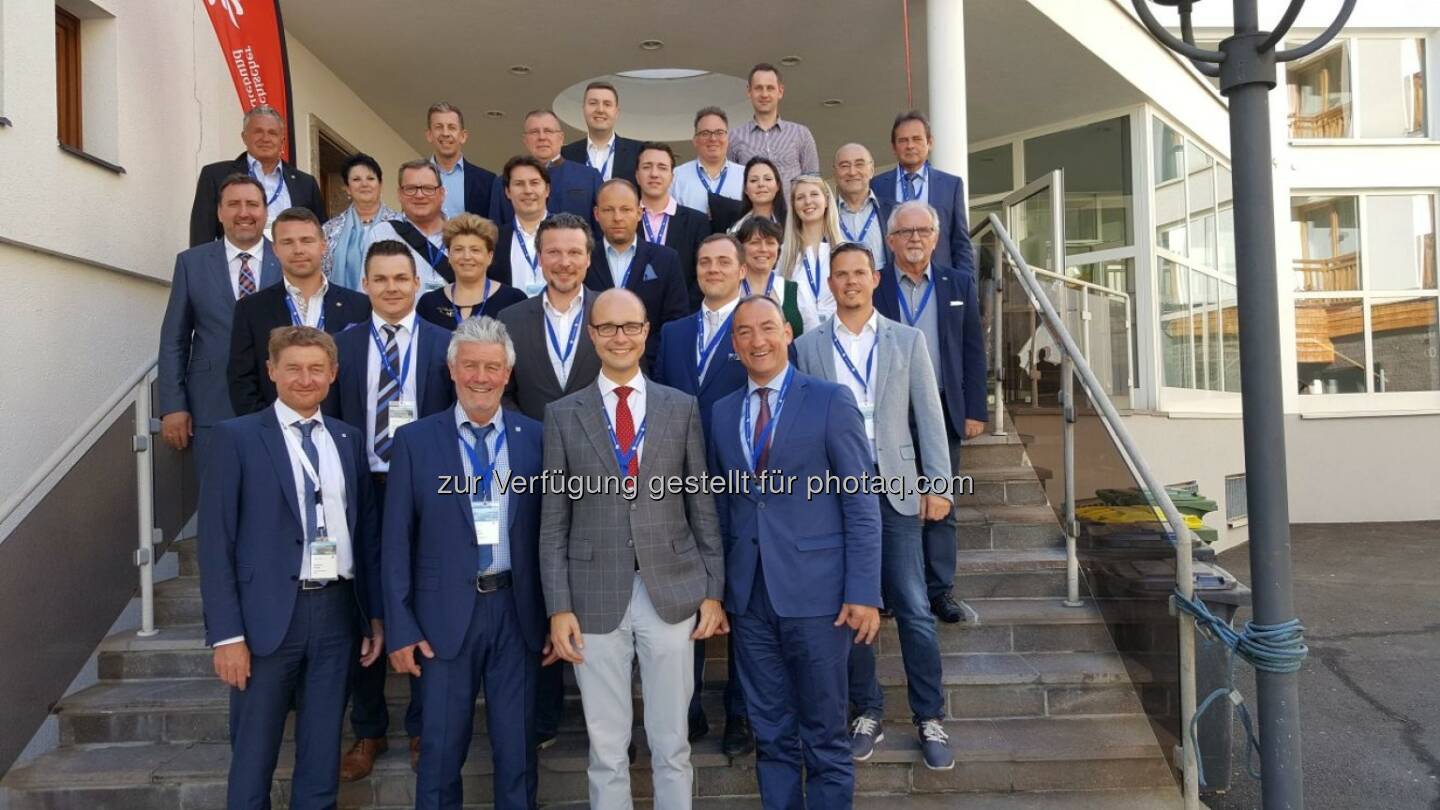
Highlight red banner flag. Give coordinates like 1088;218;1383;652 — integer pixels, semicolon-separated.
201;0;296;161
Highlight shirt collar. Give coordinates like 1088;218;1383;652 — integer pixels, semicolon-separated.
834;310;880;339
897;263;933;285
274;399;322;430
285;275;328;300
838;191;879;215
703;295;741;322
372;309;417;335
247;154;282;178
643;197;678;217
749;117;784;133
224;238;264;263
597;370;645;399
455;403;505;436
747;362;791;396
605;240;637;264
588;134;615;152
543;286;583;316
431;155;464;177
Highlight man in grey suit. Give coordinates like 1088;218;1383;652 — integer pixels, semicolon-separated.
159;174;281;478
794;242;956;771
542;288;727;810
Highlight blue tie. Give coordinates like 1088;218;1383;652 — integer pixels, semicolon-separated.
297;421;321;545
466;423;495;571
906;172;921;201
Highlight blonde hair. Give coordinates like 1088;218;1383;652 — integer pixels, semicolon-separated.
443;213;499;251
776;175;843;281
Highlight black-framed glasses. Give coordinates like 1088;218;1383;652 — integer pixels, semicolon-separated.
891;226;937;240
695;129;727;140
591;321;646;337
400;184;441;197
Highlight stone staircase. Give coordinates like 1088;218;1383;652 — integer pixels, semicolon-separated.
1;433;1182;808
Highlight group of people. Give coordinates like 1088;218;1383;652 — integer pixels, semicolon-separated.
161;61;987;810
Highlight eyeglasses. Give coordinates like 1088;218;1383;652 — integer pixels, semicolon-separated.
891;226;937;240
591;321;646;337
524;128;564;137
400;184;441;197
695;129;727;140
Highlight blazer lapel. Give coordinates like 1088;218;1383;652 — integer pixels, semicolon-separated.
638;382;674;464
526;303;565;397
413;323;432;408
325;417;359;530
574;386;621;473
587;250;614;291
259;242;282;289
697;314;730;394
625;242;650;292
204;241;234;306
258;409;304;530
810;320;838;383
322;288;351;332
437;413;475;539
765;373;810;471
873;318;895;407
566;296;600;394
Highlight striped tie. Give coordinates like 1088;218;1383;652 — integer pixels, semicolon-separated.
373;324;400;462
237;252;257;298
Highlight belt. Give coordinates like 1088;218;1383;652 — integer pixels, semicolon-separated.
300;577;352;591
475;570;512;593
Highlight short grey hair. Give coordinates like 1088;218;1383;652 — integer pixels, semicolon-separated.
886;200;941;235
243;104;286;130
447;316;516;368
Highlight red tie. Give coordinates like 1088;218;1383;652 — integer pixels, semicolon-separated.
752;387;772;472
614;386;638;478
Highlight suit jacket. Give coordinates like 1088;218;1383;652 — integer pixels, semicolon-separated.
189;153;326;247
585;239;690;371
794;315;951;515
382;407;546;658
158;240;281;426
652;310;747;439
198;408;380;656
496;293;601;422
640;204;710;309
871;165;974;277
322;318;456;433
707;370;881;617
489;158;601;230
539;379;724;635
459;158;497;218
227;282;371;415
561;136;642;186
874;264;988;432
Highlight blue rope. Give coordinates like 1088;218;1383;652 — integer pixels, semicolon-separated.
1171;588;1308;787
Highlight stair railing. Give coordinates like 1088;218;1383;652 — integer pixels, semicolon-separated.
132;363;161;637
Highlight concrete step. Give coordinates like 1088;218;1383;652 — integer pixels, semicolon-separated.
1;715;1175;808
956;504;1063;550
957;433;1029;468
961;466;1049;507
954;548;1068;598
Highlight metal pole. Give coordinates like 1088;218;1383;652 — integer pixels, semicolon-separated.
1060;355;1081;607
134;379;158;638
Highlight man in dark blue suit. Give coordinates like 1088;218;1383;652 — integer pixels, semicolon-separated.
587;179;690;371
426;102;496;220
654;234;756;756
199;325;381;810
707;295;882;810
870;110;974;277
323;239;456;779
384;316;550;809
875;201;989;624
489;109;601;229
160;175;281;479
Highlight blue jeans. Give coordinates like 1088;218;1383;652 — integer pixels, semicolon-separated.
848;496;946;722
917;401;963;600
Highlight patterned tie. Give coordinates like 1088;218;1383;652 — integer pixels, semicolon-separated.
905;172;921;202
296;421;320;545
466;423;496;571
237;252;257;298
373;325;400;462
752;387;772;472
614;386;638;478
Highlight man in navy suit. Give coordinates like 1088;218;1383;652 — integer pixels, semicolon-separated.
870;110;974;277
489;109;601;229
636;142;712;309
426;102;497;221
199;325;381;810
587;179;689;370
560;81;641;185
384;316;549;809
160;175;281;479
323;239;456;779
707;295;881;810
229;208;370;415
875;201;989;624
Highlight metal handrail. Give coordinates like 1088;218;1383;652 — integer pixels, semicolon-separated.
133;364;161;637
983;213;1202;809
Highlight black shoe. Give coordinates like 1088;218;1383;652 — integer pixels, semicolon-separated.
688;712;711;743
931;592;965;623
878;606;895;618
628;741;637;763
535;731;557;751
722;716;755;758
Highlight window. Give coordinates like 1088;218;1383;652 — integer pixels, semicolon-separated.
1293;193;1439;395
56;6;82;149
1287;42;1350;138
1287;37;1429;140
968;145;1014;198
1024;116;1133;255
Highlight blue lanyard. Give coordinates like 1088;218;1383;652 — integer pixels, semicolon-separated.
697;162;729;195
422;238;446;269
801;246;825;298
897;164;929;202
695;309;733;380
742;365;795;471
459;426;507;500
284;294;325;331
249;162;286;206
831;330;876;396
840;204;878;244
741;272;777;298
589;140;616;178
642;211;671;245
544;305;583;366
602;407;647;476
369;323;416;390
611;250;636;289
450;280;492;325
896;276;936;326
514;219;540;273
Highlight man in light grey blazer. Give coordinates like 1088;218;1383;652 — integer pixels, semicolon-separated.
158;174;281;478
541;288;726;810
794;242;956;771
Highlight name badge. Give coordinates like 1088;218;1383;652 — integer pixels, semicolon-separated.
859;401;877;442
472;500;501;546
388;400;417;430
524;281;547;297
309;532;339;581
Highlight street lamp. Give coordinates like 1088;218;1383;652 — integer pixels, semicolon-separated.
1129;2;1355;809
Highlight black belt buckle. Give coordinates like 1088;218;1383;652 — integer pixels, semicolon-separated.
475;571;511;593
300;579;331;591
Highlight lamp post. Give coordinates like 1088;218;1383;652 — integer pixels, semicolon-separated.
1129;2;1355;808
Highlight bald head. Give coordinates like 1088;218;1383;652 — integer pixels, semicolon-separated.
591;288;647;324
834;143;875;201
589;288;649;377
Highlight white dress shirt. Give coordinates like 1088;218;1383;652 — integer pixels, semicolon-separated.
791;243;834;332
510;220;545;296
605;241;638;289
598;370;647;466
365;311;419;472
283;276;328;327
587;136;617;181
671;158;746;214
248;154;293;227
455;404;512;574
224;239;267;300
543;288;585;386
832;312;880;448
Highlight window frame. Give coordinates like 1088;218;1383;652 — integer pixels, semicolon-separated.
1285;33;1433;144
55;5;83;150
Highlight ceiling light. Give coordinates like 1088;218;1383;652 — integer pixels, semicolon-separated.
822;98;843;107
615;68;711;80
484;110;505;119
640;39;665;51
779;55;802;66
508;65;532;76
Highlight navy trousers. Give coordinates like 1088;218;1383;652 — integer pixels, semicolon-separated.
533;661;567;739
917;401;964;600
689;633;748;728
226;581;357;810
732;565;854;810
415;587;539;810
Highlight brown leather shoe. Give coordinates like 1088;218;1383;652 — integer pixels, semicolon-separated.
410;736;421;772
339;737;388;782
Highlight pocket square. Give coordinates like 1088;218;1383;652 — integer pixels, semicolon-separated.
643;264;658;282
950;300;964;307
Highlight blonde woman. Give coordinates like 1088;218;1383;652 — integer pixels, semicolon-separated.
416;213;525;329
776;175;844;331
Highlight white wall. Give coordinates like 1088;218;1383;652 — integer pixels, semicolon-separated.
1285;413;1440;522
1121;414;1250;552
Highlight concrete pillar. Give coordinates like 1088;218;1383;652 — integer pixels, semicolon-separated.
927;0;969;205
